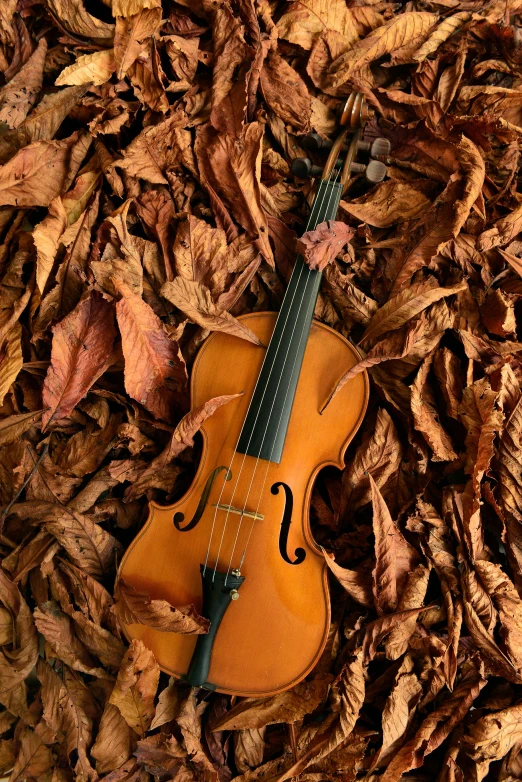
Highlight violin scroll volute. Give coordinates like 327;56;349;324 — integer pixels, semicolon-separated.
292;90;389;192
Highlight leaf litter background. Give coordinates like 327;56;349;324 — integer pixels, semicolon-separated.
3;0;522;779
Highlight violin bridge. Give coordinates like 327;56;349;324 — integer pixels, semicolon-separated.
211;503;264;521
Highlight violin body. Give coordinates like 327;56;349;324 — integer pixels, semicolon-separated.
119;312;368;696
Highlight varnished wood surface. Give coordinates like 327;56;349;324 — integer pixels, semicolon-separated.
118;312;369;696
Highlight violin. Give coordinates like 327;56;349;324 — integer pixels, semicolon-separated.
118;92;387;696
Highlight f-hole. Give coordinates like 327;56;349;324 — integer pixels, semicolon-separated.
174;466;232;531
271;481;306;565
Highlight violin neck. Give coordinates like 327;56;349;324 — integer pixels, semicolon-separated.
237;179;344;463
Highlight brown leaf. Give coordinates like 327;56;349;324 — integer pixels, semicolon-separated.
481;289;517;336
109;639;160;736
412;13;471;62
363;605;434;661
113;578;209;634
327;13;437;89
383;659;486;781
340;179;433;229
194;122;274;265
150;677;183;731
34;601;108;678
114;8;162;78
9;725;53;782
340;408;402;513
115;278;188;422
42;290;117;428
0;738;14;776
322;549;373;608
384;563;430;661
173;214;227;288
116;111;194;185
12;500;122;578
0;131;91;207
0;38;47;129
0;85;88;164
123;392;242;500
0;410;42;448
37;658;99;781
260;52;311;133
0;320;22;407
56;48;116;87
374;655;422;767
371;475;420;615
297;221;354;272
361;278;465;345
277;0;358;51
463;702;522;779
46;0;114;40
112;0;161;17
211;675;331;731
91;702;135;774
386;136;485;293
411;349;458;462
323;316;425;410
478;201;522;251
161;277;263;346
273;651;365;782
0;570;38;718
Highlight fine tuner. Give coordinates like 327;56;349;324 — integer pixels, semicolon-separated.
117;92;372;696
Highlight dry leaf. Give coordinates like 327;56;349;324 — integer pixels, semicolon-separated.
412;13;471;62
297;221;354;272
115;278;188;422
0;131;91;207
0;37;47;129
114;8;162;79
161;277;263;346
340;180;433;229
327;13;437;89
113;578;209;634
42;291;117;428
46;0;114;40
260;52;311;133
211;675;331;731
55;48;116;87
109;639;160;736
277;0;359;51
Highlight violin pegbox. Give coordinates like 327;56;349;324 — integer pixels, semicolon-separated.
291;92;390;191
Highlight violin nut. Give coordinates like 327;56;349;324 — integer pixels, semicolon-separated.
370;137;391;158
230;589;240;601
365;160;387;184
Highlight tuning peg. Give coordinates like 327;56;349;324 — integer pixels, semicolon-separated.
301;133;379;155
291;157;323;178
300;133;327;151
365;160;387;184
370;137;391;158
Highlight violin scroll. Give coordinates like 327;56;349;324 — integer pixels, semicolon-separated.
292;91;390;193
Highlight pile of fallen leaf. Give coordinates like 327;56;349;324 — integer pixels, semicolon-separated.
2;0;522;779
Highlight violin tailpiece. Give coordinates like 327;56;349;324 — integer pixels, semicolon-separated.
182;565;246;689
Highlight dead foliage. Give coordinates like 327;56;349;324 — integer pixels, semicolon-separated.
1;0;522;780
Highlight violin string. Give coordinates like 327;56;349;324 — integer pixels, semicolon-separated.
224;169;343;581
202;170;330;577
210;175;336;581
